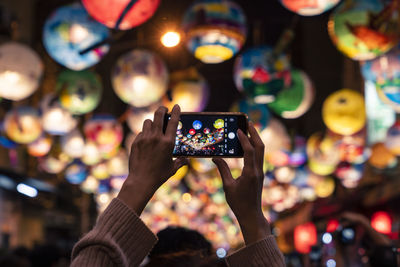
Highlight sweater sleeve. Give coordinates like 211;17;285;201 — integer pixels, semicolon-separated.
71;198;158;267
225;236;285;267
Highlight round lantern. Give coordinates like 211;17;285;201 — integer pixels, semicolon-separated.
61;129;85;158
290;136;307;167
335;161;363;182
41;94;78;135
314;176;335;198
371;211;392;234
268;69;314;119
4;106;42;144
112;49;168;107
260;119;291;158
322;89;366;136
280;0;340;16
56;70;102;115
385;120;400;155
91;162;109;180
84;114;123;155
80;175;99;193
307;133;340;176
182;0;247;64
27;135;52;157
328;0;398;61
65;162;87;184
82;0;160;30
163;68;209;112
107;150;129;177
231;99;271;130
294;222;317;254
0;42;43;101
126;106;157;134
43;3;110;70
82;141;102;165
234;46;291;103
369;142;397;169
39;145;71;174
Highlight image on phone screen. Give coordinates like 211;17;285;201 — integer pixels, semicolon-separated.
165;113;247;157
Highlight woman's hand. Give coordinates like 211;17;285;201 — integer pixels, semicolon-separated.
118;105;187;215
213;122;271;245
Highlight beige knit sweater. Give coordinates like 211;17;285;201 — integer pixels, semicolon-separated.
71;198;285;267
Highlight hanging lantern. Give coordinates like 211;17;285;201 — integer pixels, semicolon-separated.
61;129;85;158
191;158;216;173
335;161;363;183
56;69;102;115
39;144;71;174
369;142;397;169
260;119;291;159
84;115;123;155
327;129;368;164
307;133;340;176
294;222;317;254
106;149;129;177
274;166;296;183
314;176;335;198
41;94;78;135
82;0;160;30
80;175;99;193
268;69;314;119
234;46;291;103
4;106;42;144
326;219;340;233
126;106;157;134
82;141;102;166
385;120;400;155
43;3;110;70
65;162;87;184
163;68;210;112
182;0;247;64
112;49;168;107
371;211;392;234
328;0;398;61
0;42;43;101
27;135;53;157
280;0;340;16
230;99;271;131
91;162;110;180
322;89;366;136
289;136;307;167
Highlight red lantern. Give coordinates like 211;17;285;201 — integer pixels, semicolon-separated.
82;0;161;30
294;222;317;254
371;211;392;234
326;219;339;233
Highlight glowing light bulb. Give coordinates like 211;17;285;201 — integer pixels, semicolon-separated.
161;31;181;47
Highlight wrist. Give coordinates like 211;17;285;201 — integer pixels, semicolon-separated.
237;212;272;245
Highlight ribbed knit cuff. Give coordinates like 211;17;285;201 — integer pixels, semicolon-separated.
72;198;157;267
225;236;285;267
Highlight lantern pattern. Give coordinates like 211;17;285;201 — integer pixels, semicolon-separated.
280;0;340;16
4;106;42;144
65;162;88;184
27;135;53;157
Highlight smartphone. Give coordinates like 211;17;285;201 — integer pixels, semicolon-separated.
164;112;248;157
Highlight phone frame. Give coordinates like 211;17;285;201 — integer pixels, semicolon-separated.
164;112;249;158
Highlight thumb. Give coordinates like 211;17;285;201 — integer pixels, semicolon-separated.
212;158;234;187
171;157;189;174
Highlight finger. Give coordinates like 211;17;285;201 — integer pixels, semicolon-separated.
171;157;189;174
165;104;181;139
212;158;234;187
248;122;265;168
142;119;153;134
153;106;168;133
238;129;255;172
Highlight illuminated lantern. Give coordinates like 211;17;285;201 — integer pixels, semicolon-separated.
280;0;340;16
328;0;398;61
84;115;123;155
107;150;129;177
43;3;110;70
371;211;392;234
112;49;168;107
182;0;247;64
335;161;363;182
260;119;291;159
307;133;340;176
369;142;397;169
0;42;43;101
191;158;215;173
268;69;314;119
327;129;367;164
230;100;271;130
82;141;101;166
61;129;85;158
91;162;109;180
27;135;52;157
322;89;366;136
274;166;296;183
82;0;160;30
163;68;209;112
4;107;42;144
294;222;317;253
385;120;400;155
39;144;71;174
56;70;102;115
290;136;307;167
126;106;157;134
41;94;78;135
326;219;340;233
234;46;291;103
65;162;87;184
315;176;335;198
80;175;99;193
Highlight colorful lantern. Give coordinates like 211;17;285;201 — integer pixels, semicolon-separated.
91;162;110;180
43;3;110;70
326;219;340;233
274;166;296;183
260;119;291;160
163;68;209;112
328;129;367;164
84;114;123;155
385;120;400;155
182;0;247;64
27;135;53;157
80;175;100;193
39;145;71;174
294;222;317;253
41;94;78;135
231;100;271;130
234;46;291;104
82;0;160;30
328;0;398;61
56;70;102;115
289;136;307;167
307;133;340;176
322;89;366;136
371;211;392;234
335;161;363;183
126;106;157;134
107;150;129;177
112;49;168;107
0;42;43;101
82;141;102;166
4;107;42;144
280;0;340;16
65;162;87;184
314;176;335;198
369;142;397;169
61;129;85;158
268;69;314;119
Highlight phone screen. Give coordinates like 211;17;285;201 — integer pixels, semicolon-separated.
165;113;247;157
